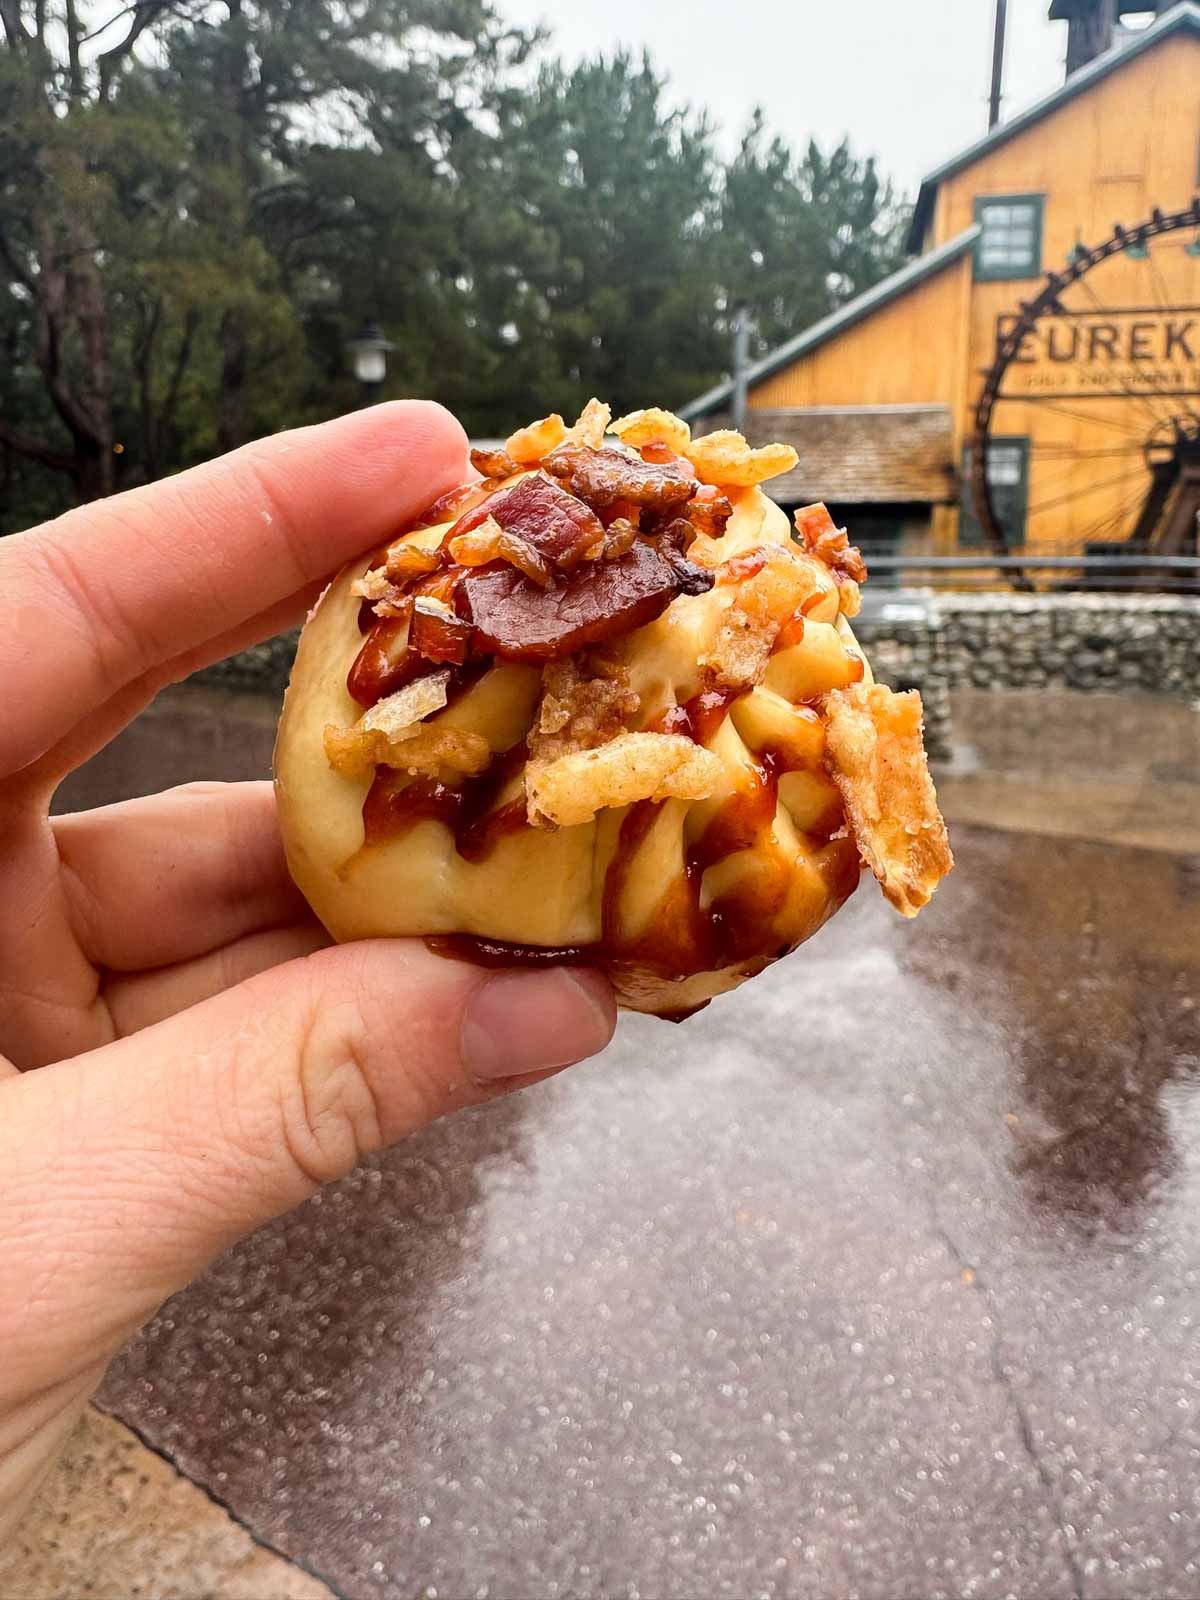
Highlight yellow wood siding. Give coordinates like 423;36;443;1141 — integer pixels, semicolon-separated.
932;38;1200;255
743;29;1200;554
749;256;972;409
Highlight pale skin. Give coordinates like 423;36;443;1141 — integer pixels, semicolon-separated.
0;402;616;1542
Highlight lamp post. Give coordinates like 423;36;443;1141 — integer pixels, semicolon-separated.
346;321;396;406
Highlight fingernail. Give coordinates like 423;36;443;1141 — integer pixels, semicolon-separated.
461;969;615;1081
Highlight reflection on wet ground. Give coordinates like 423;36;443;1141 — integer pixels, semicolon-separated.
54;682;1200;1597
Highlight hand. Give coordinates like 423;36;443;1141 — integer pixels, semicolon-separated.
0;403;615;1540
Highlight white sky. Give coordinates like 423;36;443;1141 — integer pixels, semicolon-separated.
496;0;1076;197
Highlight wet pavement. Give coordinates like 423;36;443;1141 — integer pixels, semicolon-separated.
46;685;1200;1597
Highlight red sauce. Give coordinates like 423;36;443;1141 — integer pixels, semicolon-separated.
362;773;463;847
347;613;423;707
689;765;776;877
649;688;739;744
426;935;597;968
361;739;528;862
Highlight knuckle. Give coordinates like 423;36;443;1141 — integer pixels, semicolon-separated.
278;963;387;1190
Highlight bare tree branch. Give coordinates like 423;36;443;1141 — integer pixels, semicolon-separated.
97;1;179;101
63;0;84;100
163;307;200;434
0;418;75;476
0;0;31;50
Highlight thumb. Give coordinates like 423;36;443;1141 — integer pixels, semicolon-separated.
0;945;614;1393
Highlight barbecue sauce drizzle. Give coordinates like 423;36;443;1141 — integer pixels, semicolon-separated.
349;476;861;987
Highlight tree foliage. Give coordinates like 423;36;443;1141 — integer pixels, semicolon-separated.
0;2;910;531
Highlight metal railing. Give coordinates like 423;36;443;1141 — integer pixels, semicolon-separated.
854;546;1200;594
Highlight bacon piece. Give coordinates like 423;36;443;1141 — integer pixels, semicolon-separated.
544;443;696;515
794;503;868;585
774;608;807;651
411;597;472;664
470;446;520;479
451;473;605;574
457;540;714;663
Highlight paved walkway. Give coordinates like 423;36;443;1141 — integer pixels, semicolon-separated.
11;684;1199;1599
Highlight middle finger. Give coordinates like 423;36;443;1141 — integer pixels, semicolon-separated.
52;781;311;972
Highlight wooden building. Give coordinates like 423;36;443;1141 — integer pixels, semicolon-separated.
683;1;1200;557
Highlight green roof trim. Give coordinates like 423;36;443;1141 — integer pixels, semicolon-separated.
679;224;981;422
906;2;1200;253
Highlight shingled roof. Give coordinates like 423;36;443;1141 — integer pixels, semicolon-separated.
724;404;958;506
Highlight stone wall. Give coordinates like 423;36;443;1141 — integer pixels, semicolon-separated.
195;593;1200;765
196;631;300;696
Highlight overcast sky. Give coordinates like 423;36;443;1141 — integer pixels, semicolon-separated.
495;0;1077;196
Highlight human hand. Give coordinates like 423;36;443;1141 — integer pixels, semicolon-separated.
0;403;615;1540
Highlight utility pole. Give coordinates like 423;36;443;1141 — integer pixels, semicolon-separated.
988;0;1008;130
732;306;749;434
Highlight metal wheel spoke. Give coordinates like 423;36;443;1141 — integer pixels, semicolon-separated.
1025;467;1150;519
973;202;1200;585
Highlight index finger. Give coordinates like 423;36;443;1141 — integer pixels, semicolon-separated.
0;400;470;776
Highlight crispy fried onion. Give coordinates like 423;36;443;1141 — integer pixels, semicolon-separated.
822;682;953;917
529;732;722;829
700;543;823;694
526;656;640;825
793;503;867;617
505;413;567;464
324;672;490;780
685;428;798;488
544;442;695;514
566;397;612;448
610;407;691;454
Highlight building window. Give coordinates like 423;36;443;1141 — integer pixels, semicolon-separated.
960;438;1030;547
973;195;1043;281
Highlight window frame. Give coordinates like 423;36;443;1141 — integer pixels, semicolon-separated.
973;193;1045;283
959;435;1031;548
